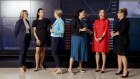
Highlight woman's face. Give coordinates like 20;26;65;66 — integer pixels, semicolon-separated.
99;10;105;18
117;11;123;19
54;12;58;18
23;12;28;19
38;10;45;18
79;10;86;18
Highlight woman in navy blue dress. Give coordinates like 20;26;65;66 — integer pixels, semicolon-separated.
68;9;91;73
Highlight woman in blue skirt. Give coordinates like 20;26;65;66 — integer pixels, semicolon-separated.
68;9;91;73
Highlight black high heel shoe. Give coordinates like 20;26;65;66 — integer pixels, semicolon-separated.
115;69;123;75
122;71;129;78
101;71;105;73
95;69;100;72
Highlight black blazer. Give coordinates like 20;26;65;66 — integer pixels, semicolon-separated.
70;18;86;36
14;19;31;42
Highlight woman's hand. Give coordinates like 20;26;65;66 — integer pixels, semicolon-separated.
98;37;102;42
86;29;92;33
95;37;103;42
111;31;114;37
36;39;41;46
79;27;87;32
50;29;55;33
95;37;99;42
111;31;119;37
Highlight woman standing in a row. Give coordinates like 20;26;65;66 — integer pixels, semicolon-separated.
14;10;31;72
50;9;64;74
112;8;130;78
68;9;90;73
32;8;51;71
92;9;110;73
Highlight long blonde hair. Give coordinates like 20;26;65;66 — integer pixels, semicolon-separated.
20;10;28;19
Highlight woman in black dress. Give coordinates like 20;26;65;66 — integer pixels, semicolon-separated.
111;8;130;78
32;8;51;71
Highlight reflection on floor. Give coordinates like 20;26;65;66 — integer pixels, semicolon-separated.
0;68;139;79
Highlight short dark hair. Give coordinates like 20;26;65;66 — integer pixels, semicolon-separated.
119;8;128;17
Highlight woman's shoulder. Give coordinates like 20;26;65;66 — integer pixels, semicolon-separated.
105;19;110;23
16;19;23;25
17;19;23;22
44;18;50;21
94;19;99;23
58;18;64;23
33;19;37;23
43;18;51;24
123;18;129;22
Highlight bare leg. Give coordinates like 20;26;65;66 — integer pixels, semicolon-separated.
78;61;85;72
122;56;128;76
101;52;106;71
117;54;122;73
79;61;82;70
68;58;74;72
95;52;100;70
35;47;41;70
40;47;46;69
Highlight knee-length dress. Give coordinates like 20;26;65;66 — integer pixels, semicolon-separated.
113;18;130;55
70;18;88;62
92;19;110;53
32;18;51;47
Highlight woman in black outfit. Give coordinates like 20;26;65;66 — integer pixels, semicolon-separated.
32;8;51;71
111;8;130;78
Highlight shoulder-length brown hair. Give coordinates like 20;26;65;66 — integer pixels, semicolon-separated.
98;9;108;19
119;8;128;17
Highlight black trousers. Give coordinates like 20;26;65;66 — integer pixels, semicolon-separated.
19;34;30;67
51;37;62;68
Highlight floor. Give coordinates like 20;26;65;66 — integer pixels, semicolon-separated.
0;68;139;79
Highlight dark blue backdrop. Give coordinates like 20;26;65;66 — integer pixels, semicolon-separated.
0;0;140;52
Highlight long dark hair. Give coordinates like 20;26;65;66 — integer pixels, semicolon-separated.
74;9;85;20
36;8;44;20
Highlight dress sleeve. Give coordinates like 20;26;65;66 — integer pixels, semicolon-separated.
119;19;129;35
104;20;110;34
32;20;37;27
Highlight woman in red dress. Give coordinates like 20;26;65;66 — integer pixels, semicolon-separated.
92;9;110;73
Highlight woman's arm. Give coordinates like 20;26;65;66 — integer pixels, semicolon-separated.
101;20;110;38
93;21;100;42
71;19;81;33
53;20;65;34
112;20;129;37
33;27;39;40
33;27;40;46
14;20;20;38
